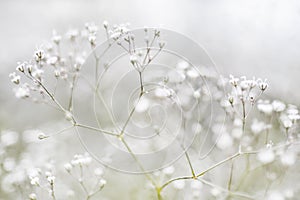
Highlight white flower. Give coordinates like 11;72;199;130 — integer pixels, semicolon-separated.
65;111;73;121
47;56;58;65
286;107;300;121
257;148;275;164
1;131;19;147
88;35;96;45
32;68;44;80
71;153;92;166
38;132;48;140
172;180;185;189
99;179;107;187
64;163;72;172
30;176;40;186
176;61;189;70
47;175;55;184
94;168;103;176
130;54;138;65
103;20;109;29
267;191;285;200
52;30;62;44
154;87;172;98
186;69;200;79
280;151;296;166
216;133;233;150
257;100;273;115
162;166;175;175
29;193;37;200
231;128;243;139
135;98;150;113
228;94;234;105
229;74;239;87
284;189;294;199
251;119;266;135
283;119;293;129
193;90;201;99
85;22;98;34
14;84;30;99
247;77;257;89
66;29;79;41
158;40;165;48
9;72;20;84
210;187;221;197
190;180;203;190
16;62;25;72
239;76;249;90
272;100;286;112
3;158;16;171
34;49;45;62
258;79;268;91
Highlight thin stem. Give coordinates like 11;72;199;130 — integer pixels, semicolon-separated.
138;71;144;94
196;152;240;178
184;151;196;178
75;123;118;136
30;76;66;112
160;152;241;191
119;91;143;137
199;178;256;200
79;164;89;196
227;160;234;191
68;72;78;111
241;99;246;134
119;137;157;187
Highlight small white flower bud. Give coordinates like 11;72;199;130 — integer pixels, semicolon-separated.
9;72;20;85
38;133;48;140
258;79;268;91
229;75;239;87
130;55;138;65
65;111;73;122
228;95;234;105
29;193;37;200
27;65;33;74
94;168;103;176
193;90;201;99
144;26;148;32
64;163;72;172
30;176;40;186
159;40;165;48
52;30;62;44
47;176;55;184
16;62;25;73
54;70;60;78
283;119;293;129
162;166;175;175
103;20;109;29
88;35;96;46
99;179;107;187
34;49;45;62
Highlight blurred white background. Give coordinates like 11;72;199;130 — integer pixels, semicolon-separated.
1;0;300;128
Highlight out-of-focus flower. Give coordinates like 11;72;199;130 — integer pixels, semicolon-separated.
162;165;175;175
272;100;286;112
258;79;268;91
257;100;273;115
14;84;30;99
9;72;20;84
257;148;275;164
30;176;40;186
29;193;37;200
229;74;239;87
